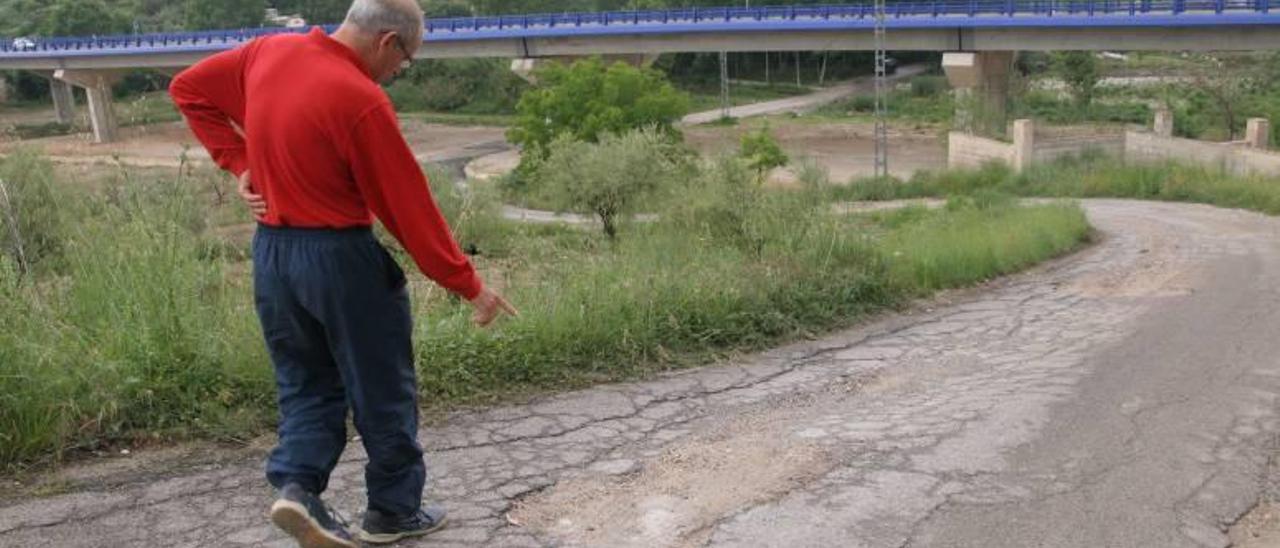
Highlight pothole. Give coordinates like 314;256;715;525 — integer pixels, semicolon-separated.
1229;501;1280;548
507;411;833;548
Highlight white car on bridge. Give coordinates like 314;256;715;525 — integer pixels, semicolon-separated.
10;37;35;51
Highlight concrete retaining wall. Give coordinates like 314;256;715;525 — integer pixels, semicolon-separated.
949;116;1280;177
947;132;1014;170
1125;130;1280;177
1033;134;1125;164
949;120;1116;173
1233;146;1280;175
1124;131;1232;170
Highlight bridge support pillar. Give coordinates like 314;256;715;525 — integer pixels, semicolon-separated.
511;54;659;85
943;51;1014;137
33;72;77;125
53;70;121;144
50;80;76;125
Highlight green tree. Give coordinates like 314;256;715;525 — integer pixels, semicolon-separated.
270;0;350;24
738;125;788;183
508;57;690;170
1185;55;1254;140
0;0;44;36
131;0;189;33
420;0;473;17
185;0;266;30
1052;51;1100;107
534;128;685;239
39;0;130;36
389;58;527;113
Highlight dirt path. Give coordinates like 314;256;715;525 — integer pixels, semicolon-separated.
0;120;509;167
679;64;931;125
6;200;1280;547
685;121;946;184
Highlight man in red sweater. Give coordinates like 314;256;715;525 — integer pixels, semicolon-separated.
170;0;515;546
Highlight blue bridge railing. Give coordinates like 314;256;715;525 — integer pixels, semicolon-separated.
0;0;1275;54
424;0;1268;31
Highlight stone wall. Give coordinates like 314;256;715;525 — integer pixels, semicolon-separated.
947;131;1015;170
949;120;1115;173
1124;131;1234;170
1033;134;1125;164
949;116;1280;177
1125;125;1280;177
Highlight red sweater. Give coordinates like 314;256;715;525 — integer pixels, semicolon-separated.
170;27;482;300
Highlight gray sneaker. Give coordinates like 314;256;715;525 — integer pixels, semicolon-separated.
269;483;357;548
358;506;448;544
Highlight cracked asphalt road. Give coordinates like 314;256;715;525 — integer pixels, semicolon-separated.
5;199;1280;547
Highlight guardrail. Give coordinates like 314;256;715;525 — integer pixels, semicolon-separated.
0;0;1274;54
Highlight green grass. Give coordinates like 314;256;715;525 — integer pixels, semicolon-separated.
685;82;812;113
116;91;182;127
1011;90;1151;126
838;154;1280;216
809;81;955;127
4;121;75;140
0;150;1091;469
0;100;48;112
881;201;1089;293
2;91;182;140
0;153;268;466
807;78;1146;130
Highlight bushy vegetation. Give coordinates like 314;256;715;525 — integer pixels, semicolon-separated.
0;151;267;467
507;57;690;168
738;124;789;183
813;75;955;126
385;59;529;115
1053;51;1101;107
837;153;1280;216
531;127;689;239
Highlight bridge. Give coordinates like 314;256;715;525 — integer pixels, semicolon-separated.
3;1;1280;142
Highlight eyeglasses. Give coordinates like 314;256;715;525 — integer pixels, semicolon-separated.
392;35;412;70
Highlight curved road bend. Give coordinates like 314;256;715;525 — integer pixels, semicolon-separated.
3;200;1280;547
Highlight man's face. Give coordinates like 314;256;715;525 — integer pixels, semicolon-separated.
374;30;417;84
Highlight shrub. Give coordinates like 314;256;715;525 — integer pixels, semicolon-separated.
533;127;689;239
739;125;789;183
507;57;690;169
910;75;949;97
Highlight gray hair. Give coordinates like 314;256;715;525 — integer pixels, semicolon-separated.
344;0;424;42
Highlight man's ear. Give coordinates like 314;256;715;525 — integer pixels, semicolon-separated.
378;32;399;52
